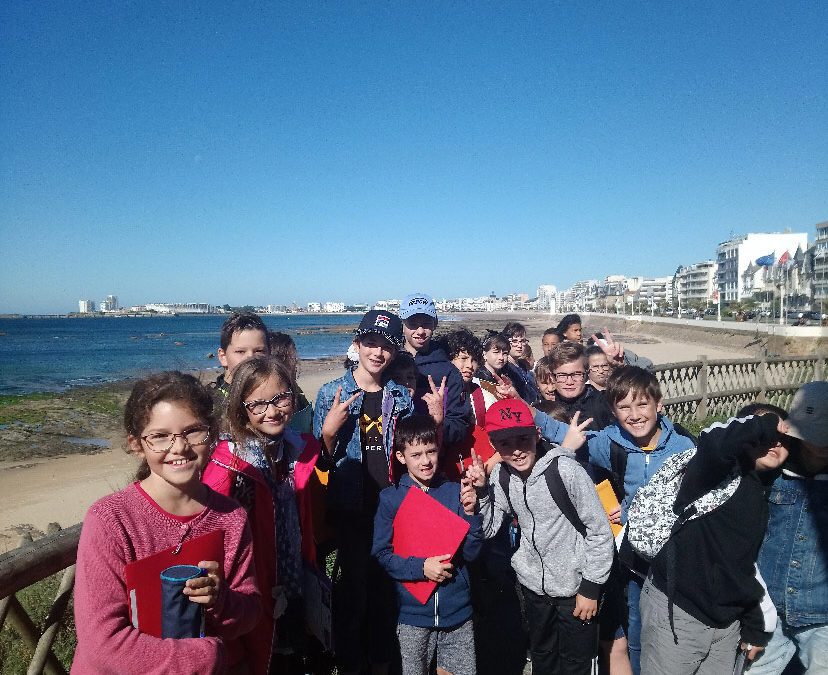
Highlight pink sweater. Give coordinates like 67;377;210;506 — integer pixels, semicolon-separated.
71;483;261;675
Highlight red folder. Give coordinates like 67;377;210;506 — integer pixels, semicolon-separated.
391;487;471;604
125;530;224;637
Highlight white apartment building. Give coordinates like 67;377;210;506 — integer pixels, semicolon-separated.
323;301;345;313
633;277;673;309
716;232;808;302
806;221;828;306
674;261;717;307
100;295;118;312
306;302;321;313
78;299;95;313
536;285;558;313
145;303;212;314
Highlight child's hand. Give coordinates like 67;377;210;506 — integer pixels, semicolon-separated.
740;641;764;662
608;505;622;525
592;328;625;365
484;451;502;475
492;372;519;400
460;476;477;515
321;386;362;451
184;560;222;608
572;593;598;621
467;449;487;489
562;410;593;450
422;375;446;426
423;555;454;583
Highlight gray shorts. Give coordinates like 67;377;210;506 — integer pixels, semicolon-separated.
640;577;740;675
397;619;476;675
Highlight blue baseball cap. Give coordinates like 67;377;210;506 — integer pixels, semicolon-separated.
399;292;437;320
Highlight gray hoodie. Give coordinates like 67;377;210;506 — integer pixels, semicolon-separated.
478;446;614;599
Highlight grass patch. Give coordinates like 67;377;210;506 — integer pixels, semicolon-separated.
73;391;124;416
0;393;58;425
682;416;728;437
0;573;76;673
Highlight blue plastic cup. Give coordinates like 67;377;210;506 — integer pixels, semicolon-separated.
160;565;205;639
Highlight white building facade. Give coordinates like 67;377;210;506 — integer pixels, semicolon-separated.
716;232;808;302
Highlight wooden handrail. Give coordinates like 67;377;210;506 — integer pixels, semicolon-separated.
0;524;81;600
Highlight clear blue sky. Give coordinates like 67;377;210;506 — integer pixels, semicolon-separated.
1;1;826;313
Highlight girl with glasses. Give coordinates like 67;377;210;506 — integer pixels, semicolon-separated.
203;355;322;674
72;372;260;673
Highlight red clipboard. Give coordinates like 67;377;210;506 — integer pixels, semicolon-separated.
125;530;224;637
391;487;470;604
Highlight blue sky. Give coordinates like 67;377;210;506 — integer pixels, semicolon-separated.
1;1;826;313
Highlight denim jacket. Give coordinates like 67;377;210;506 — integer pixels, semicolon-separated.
313;368;413;512
757;468;828;627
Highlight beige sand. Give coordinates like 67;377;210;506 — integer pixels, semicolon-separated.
0;315;750;553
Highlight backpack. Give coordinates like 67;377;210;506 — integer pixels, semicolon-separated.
497;449;586;538
626;447;741;561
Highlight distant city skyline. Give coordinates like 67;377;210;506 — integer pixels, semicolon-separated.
2;3;826;314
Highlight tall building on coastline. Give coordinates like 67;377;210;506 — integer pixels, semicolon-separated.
78;299;95;313
716;232;808;302
674;261;718;308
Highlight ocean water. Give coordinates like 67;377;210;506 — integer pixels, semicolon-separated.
0;315;359;395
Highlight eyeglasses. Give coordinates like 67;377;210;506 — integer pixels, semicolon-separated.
552;371;586;382
141;426;211;453
588;364;612;372
243;390;294;415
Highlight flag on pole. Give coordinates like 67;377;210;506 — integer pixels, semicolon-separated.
755;253;775;266
778;250;791;266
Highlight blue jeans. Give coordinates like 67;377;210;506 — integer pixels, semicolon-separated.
746;619;828;674
627;574;644;675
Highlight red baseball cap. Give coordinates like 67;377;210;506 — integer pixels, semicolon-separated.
485;399;536;441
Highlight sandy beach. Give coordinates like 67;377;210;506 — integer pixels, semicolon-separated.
0;313;764;552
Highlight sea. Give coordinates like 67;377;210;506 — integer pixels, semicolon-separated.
0;315;360;395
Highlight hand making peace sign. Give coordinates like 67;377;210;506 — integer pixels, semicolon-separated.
561;410;594;451
421;375;447;426
321;385;363;453
591;327;625;365
492;371;519;400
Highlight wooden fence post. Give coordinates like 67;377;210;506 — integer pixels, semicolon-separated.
695;356;709;421
756;354;767;403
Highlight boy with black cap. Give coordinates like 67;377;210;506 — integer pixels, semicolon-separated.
313;310;414;675
399;292;470;446
468;398;615;675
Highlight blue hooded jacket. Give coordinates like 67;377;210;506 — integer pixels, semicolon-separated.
587;416;696;521
534;413;696;522
372;473;483;629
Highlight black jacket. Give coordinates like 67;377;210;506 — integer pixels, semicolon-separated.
650;414;780;645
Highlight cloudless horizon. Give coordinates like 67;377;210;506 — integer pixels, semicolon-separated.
1;1;826;314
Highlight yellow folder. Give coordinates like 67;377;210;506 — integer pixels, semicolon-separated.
596;479;623;537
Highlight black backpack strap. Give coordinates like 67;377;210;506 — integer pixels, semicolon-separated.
672;421;698;446
497;464;516;516
544;456;587;538
607;439;628;502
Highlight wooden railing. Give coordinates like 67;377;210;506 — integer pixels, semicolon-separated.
0;524;80;674
1;354;824;672
655;354;825;423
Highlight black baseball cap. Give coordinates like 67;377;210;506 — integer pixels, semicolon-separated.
354;310;404;349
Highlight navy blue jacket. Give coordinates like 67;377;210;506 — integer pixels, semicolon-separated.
413;345;470;446
372;474;483;629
